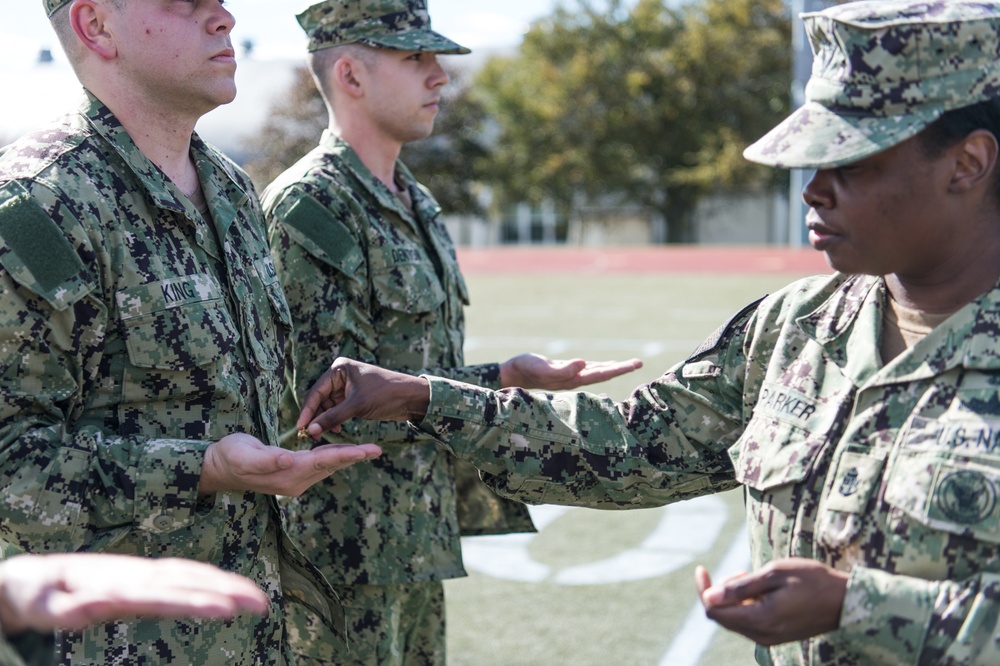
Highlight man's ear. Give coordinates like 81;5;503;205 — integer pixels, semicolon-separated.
70;1;117;61
950;129;999;195
333;57;365;99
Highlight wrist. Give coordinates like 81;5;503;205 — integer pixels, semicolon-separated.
405;377;431;421
198;444;219;497
498;359;516;388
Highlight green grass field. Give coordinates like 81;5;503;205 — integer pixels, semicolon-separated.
445;270;810;666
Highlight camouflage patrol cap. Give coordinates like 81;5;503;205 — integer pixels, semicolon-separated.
297;0;470;54
44;0;71;17
744;0;1000;169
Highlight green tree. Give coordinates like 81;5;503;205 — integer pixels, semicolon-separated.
473;0;791;242
244;66;327;189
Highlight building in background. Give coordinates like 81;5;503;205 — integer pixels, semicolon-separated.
2;45;783;248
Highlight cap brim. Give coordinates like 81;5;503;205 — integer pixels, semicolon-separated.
743;101;941;169
362;30;470;55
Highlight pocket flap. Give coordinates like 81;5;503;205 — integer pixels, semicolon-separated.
371;253;446;314
885;450;1000;542
731;416;826;491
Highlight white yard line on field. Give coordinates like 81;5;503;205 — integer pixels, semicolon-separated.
656;525;751;666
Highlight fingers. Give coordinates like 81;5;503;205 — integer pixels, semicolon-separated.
715;569;781;604
48;591;246;630
699;568;778;609
694;565;713;598
296;367;341;430
590;358;643;380
246;445;380;497
305;404;352;437
615;357;644;374
557;358;644;389
307;443;382;472
238;443;294;475
0;554;271;633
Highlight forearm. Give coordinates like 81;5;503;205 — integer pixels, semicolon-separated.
416;374;740;509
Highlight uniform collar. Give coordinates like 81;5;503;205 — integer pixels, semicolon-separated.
319;131;441;223
796;273;1000;387
79;90;249;218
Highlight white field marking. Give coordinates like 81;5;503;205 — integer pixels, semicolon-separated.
464;336;698;358
472;306;736;324
656;524;751;666
460;495;729;585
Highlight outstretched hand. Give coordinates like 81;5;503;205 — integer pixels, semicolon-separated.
694;557;849;647
0;553;269;635
499;353;643;390
199;432;381;497
297;358;431;439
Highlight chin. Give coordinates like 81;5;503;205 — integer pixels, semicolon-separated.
211;85;238;107
414;125;435;141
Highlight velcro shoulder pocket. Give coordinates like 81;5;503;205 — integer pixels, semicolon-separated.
280;194;364;278
0;182;94;311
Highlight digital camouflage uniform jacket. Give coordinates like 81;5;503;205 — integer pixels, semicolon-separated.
263;132;533;590
415;272;1000;665
0;94;342;665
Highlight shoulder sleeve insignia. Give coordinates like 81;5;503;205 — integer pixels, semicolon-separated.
0;182;94;311
281;194;364;276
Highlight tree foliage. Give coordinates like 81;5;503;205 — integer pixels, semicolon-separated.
246;0;794;240
473;0;791;241
244;67;327;189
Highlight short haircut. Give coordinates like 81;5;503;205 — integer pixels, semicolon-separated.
307;43;378;104
920;97;1000;202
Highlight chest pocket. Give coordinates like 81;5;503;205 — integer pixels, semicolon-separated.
731;382;834;491
731;416;827;491
371;246;445;315
885;416;1000;544
117;274;236;369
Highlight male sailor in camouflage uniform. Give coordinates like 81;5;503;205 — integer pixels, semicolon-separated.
262;1;641;663
0;1;381;664
296;1;1000;663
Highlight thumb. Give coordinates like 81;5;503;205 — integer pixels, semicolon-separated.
306;402;353;437
551;358;586;377
236;443;294;475
695;565;713;598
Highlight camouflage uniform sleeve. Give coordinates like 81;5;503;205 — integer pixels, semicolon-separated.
0;183;209;554
838;566;1000;664
399;360;503;432
427;362;502;391
413;307;752;509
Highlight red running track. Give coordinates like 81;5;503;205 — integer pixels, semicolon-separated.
456;245;832;275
